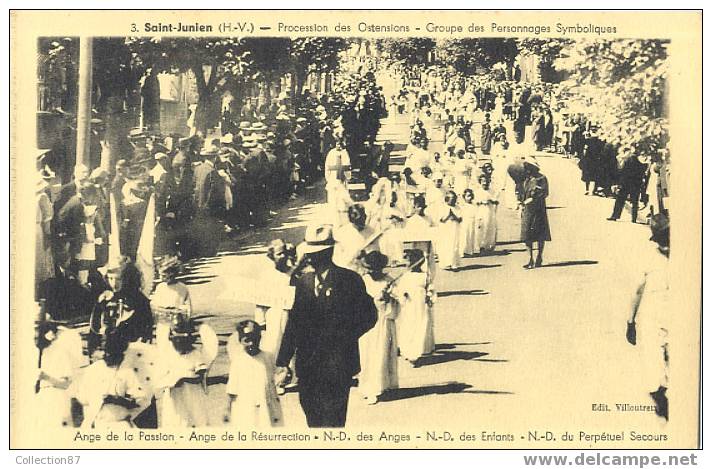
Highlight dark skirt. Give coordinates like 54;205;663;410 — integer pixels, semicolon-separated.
521;201;552;242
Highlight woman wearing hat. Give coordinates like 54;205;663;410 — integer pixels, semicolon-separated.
151;255;192;330
88;257;153;357
393;248;435;366
359;251;399;404
520;158;551;269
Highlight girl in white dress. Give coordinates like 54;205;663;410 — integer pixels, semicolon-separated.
154;317;218;428
259;240;297;363
459;188;478;257
474;175;500;253
437;191;463;271
333;204;380;271
359;251;399;404
71;332;150;429
394;249;435;366
151;255;192;347
226;320;284;428
34;321;85;428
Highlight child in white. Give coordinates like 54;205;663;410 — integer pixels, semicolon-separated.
154;318;218;427
474;175;499;253
437;191;463;271
459;188;478;257
226;320;284;428
394;249;435;365
359;252;399;404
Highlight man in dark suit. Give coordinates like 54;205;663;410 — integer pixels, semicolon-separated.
193;146;224;217
607;150;648;223
277;224;377;427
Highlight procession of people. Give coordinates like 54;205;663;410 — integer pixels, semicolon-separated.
31;50;671;430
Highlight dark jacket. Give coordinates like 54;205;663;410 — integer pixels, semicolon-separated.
277;264;377;387
193;160;224;214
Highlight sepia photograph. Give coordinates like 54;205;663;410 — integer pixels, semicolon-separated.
9;10;702;451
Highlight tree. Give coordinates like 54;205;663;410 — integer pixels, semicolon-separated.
436;38;518;75
290;38;348;96
125;37;251;135
555;39;669;159
517;38;573;82
376;38;436;66
240;37;292;103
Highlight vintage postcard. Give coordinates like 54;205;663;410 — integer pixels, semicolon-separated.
9;10;702;449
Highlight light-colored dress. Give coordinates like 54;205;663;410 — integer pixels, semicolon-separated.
459;202;478;256
34;327;85;428
359;275;399;399
36;192;54;285
152;323;218;427
394;271;435;362
226;339;284;428
333;224;380;271
474;186;499;252
437;205;462;269
72;360;150;429
259;269;293;363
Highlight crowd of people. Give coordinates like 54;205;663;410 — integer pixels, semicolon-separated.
33;58;670;431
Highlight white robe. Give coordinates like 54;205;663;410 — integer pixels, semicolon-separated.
474;187;499;251
436;205;462;269
156;348;212;428
34;328;85;428
459;202;478;256
72;360;149;429
359;275;399;398
226;341;284;428
394;272;435;362
333;224;380;271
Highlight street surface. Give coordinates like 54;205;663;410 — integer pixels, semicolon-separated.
182;112;665;433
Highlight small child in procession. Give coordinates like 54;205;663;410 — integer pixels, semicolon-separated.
437;190;463;271
226;320;284;428
151;255;192;347
459;188;478;257
394;249;435;367
474;174;500;253
359;251;399;404
154;316;218;428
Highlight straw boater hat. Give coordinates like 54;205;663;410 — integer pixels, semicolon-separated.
128;127;148;140
250;122;267;132
220;133;234;145
239;121;252;131
297;224;336;255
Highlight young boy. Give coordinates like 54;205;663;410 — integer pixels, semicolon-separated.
226;320;284;428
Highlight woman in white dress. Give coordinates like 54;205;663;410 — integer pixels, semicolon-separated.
154;317;218;428
437;191;463;271
151;255;192;347
71;331;150;429
474;175;500;253
34;321;85;428
359;252;399;404
459;188;478;257
394;249;435;366
226;320;284;428
259;240;297;362
333;204;380;271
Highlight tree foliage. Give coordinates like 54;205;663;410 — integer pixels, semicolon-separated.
375;38;435;66
556;39;668;158
435;38;518;74
290;37;348;93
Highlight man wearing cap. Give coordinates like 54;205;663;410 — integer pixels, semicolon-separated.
276;224;377;427
193;146;225;218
